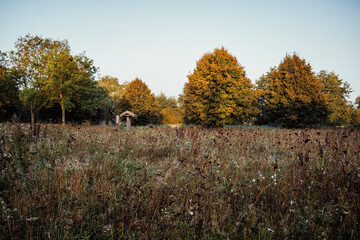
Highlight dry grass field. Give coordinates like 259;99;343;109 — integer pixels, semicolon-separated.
0;123;359;239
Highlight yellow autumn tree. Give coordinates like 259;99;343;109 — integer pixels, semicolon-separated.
183;47;259;127
120;78;160;125
156;92;184;124
262;53;328;127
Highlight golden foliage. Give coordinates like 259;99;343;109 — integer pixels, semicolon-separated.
263;54;328;127
184;47;259;127
160;107;184;124
120;78;161;125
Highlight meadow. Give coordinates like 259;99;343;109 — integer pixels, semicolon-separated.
0;123;359;239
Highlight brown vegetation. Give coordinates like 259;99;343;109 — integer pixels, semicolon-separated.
0;124;359;239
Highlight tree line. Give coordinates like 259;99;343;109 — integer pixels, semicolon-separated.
1;35;359;128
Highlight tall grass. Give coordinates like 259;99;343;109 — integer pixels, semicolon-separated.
0;123;359;239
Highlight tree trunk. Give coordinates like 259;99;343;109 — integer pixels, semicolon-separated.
61;104;65;126
60;92;65;126
30;102;35;129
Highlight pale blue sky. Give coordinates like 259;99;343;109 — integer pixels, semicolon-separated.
1;0;359;101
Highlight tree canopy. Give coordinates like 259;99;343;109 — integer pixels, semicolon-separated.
156;93;183;124
1;35;359;128
10;34;60;126
8;34;104;125
0;51;21;120
317;70;352;124
259;54;328;128
98;75;127;116
120;78;160;125
352;96;360;124
183;47;259;127
41;49;100;125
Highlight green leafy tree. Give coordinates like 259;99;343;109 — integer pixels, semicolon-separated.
183;47;259;127
98;76;126;98
255;67;276;125
71;54;100;116
10;35;58;127
177;93;185;119
0;51;21;120
41;43;76;125
40;42;99;125
156;93;184;124
11;34;102;125
120;78;160;125
156;92;178;109
262;53;328;128
74;82;111;123
318;70;352;124
352;96;360;124
96;90;114;124
98;75;128;116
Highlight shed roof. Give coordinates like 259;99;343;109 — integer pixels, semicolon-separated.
120;111;136;118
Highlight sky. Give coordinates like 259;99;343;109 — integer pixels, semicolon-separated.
1;0;359;102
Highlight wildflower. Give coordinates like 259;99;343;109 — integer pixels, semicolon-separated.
26;217;39;222
267;228;274;233
102;224;112;232
189;211;194;216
